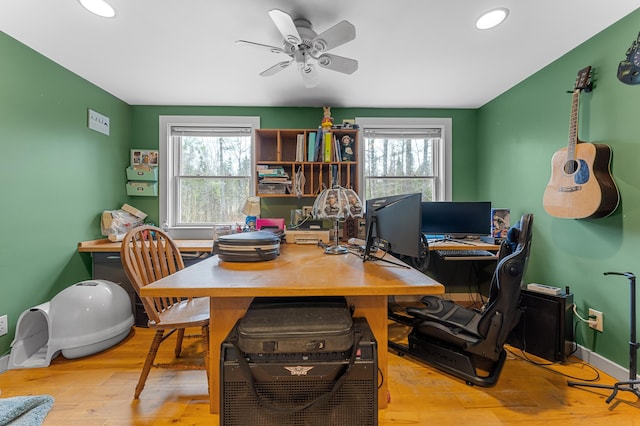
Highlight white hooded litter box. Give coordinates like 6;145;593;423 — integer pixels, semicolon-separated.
8;279;134;369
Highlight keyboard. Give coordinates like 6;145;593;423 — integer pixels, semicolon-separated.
436;249;497;259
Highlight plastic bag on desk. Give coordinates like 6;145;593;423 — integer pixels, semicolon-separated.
101;209;145;242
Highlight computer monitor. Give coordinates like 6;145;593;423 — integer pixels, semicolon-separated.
421;201;492;238
363;193;422;262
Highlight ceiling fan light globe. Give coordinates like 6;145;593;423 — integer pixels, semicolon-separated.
299;64;320;88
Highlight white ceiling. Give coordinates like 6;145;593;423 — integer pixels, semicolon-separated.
2;1;640;108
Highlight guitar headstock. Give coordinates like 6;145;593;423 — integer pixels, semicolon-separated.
574;66;593;92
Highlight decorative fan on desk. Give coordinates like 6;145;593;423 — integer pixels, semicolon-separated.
236;9;358;88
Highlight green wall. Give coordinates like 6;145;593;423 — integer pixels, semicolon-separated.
0;32;132;355
478;9;640;369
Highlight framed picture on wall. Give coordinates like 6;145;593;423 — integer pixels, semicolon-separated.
131;149;158;167
491;208;510;239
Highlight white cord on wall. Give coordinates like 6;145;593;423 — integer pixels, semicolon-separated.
572;303;597;326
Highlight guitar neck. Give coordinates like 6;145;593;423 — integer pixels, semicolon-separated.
567;89;580;160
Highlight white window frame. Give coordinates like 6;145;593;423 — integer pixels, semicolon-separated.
355;117;452;202
159;115;260;239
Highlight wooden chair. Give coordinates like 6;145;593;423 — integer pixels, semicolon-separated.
120;225;210;399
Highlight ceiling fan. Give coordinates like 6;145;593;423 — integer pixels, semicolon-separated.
237;9;358;88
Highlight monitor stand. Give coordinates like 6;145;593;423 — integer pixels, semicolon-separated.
361;217;410;268
361;252;410;268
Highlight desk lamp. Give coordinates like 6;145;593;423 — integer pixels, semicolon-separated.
241;196;261;230
312;186;363;254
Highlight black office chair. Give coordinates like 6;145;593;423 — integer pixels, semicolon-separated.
389;213;533;387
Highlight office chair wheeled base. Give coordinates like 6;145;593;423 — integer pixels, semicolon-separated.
389;331;507;387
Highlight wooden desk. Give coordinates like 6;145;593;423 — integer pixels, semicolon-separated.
140;243;445;414
78;238;213;253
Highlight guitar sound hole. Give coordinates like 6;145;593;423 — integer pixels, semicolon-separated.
563;160;579;174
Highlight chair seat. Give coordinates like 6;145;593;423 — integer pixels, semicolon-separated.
413;320;482;347
150;297;210;329
407;296;477;327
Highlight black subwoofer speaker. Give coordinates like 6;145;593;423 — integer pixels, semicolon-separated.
221;317;378;426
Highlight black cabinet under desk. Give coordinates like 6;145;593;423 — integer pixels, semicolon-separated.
507;289;574;362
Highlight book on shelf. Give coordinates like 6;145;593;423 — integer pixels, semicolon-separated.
323;131;332;162
260;177;292;184
314;127;325;162
296;133;304;162
333;134;341;162
307;132;316;161
257;166;287;177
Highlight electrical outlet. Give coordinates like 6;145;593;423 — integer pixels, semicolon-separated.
589;308;603;332
302;206;313;217
0;315;7;336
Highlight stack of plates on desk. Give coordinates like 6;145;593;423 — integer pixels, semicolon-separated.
213;230;280;262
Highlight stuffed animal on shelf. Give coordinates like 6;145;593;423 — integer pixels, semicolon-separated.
321;106;333;129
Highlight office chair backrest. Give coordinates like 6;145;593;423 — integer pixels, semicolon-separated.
120;225;186;325
476;214;533;345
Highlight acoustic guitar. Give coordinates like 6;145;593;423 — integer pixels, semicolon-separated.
543;66;620;219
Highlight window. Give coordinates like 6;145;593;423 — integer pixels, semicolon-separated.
159;116;260;239
355;117;451;202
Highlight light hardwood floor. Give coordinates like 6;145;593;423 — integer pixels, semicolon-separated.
1;324;638;425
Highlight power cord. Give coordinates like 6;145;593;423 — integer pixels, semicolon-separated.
505;303;600;382
506;347;601;382
572;303;598;327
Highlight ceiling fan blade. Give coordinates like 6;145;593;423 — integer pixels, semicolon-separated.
299;63;321;88
269;9;301;45
317;53;358;74
236;40;285;54
260;61;292;77
311;20;356;52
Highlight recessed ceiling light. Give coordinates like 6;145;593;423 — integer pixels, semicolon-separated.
476;8;509;30
78;0;116;18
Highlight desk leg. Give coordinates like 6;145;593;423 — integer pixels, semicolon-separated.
209;297;253;414
347;295;388;409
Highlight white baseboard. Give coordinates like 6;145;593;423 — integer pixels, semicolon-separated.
572;344;629;382
0;354;9;373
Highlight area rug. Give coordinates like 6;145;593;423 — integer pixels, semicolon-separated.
0;395;54;426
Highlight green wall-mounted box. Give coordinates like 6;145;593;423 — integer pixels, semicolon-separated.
126;182;158;196
126;166;158;181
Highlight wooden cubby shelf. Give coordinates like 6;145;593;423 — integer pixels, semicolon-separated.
255;128;359;197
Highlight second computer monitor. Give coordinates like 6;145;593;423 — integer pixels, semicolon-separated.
421;201;492;238
364;193;423;259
